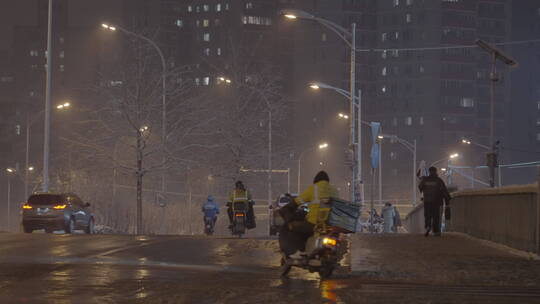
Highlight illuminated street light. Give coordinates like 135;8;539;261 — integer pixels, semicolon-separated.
284;14;298;20
28;166;34;171
338;113;349;120
319;162;324;166
377;135;384;140
140;125;149;133
309;84;320;90
319;143;329;149
102;23;117;31
450;153;459;159
56;102;71;110
6;168;15;174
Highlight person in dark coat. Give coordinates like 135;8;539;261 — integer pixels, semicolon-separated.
418;166;451;237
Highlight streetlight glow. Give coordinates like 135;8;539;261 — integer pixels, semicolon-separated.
6;168;15;173
338;113;349;119
450;153;459;159
140;125;149;132
309;84;320;90
28;166;34;171
284;14;297;19
319;143;329;149
462;139;471;145
101;23;109;29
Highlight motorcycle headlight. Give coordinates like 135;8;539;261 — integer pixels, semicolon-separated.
322;237;337;247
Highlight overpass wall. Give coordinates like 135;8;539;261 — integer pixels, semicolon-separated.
405;183;540;254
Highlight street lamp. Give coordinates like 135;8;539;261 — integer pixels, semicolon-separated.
284;9;358;202
5;168;16;231
25;102;72;199
338;113;349;120
475;39;517;187
378;134;418;205
298;143;328;193
102;22;168;195
309;81;365;203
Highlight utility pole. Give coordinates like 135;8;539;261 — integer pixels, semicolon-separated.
42;0;53;192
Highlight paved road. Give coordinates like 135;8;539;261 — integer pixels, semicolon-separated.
1;232;540;303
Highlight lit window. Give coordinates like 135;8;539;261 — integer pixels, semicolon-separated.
405;117;412;126
203;77;210;85
460;98;474;108
216;3;221;12
195;78;200;85
175;19;183;27
59;51;65;58
188;5;193;12
59;65;65;72
245;2;253;9
30;50;39;57
381;50;387;59
217;48;222;56
381;85;387;93
394;0;399;7
390;152;397;160
203;5;209;12
395;31;400;39
203;33;210;41
203;48;210;56
225;3;229;10
381;33;387;42
419;116;424;125
15;124;21;135
406;13;412;23
203;19;210;27
382;67;387;76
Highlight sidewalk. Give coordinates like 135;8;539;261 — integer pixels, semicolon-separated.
350;232;540;287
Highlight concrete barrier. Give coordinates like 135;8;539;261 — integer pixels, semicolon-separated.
403;202;425;234
450;184;539;254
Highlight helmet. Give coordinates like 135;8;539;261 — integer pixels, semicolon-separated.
235;181;245;190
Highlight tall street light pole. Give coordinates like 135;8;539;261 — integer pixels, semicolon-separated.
310;82;363;202
475;39;517;188
379;134;417;205
282;9;358;202
42;0;53;192
102;23;167;194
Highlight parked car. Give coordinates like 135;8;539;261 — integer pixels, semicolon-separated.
21;193;95;234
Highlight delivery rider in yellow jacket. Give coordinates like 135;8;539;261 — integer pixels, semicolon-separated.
227;181;254;228
284;171;338;258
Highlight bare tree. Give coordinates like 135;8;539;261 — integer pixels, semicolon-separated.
65;38;214;234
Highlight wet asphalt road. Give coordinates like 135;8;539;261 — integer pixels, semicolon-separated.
1;233;540;304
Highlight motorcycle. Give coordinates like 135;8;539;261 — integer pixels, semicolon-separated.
280;228;344;279
230;201;247;238
277;196;346;279
204;216;215;236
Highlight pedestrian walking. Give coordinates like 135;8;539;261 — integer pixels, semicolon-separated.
381;202;395;233
418;166;451;237
392;204;402;233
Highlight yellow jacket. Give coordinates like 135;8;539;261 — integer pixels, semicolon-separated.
228;189;252;203
295;180;338;225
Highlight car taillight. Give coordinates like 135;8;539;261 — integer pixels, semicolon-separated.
322;237;337;247
235;213;244;217
53;204;67;210
22;204;32;210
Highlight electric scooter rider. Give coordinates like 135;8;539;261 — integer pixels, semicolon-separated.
202;195;220;230
280;171;338;259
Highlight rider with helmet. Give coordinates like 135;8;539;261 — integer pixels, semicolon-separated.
227;181;255;229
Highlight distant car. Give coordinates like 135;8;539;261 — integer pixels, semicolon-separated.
21;193;95;234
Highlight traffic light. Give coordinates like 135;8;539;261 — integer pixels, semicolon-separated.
486;152;498;168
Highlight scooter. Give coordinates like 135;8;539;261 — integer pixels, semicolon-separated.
230;201;247;238
204;216;215;236
277;197;345;279
280;229;343;279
